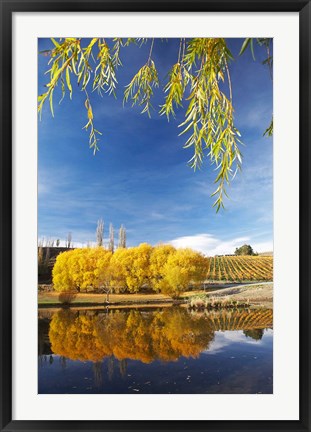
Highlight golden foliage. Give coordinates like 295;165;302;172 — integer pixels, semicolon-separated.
149;244;176;292
52;243;209;297
52;248;112;292
162;248;208;297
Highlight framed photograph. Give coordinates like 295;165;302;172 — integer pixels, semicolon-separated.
1;0;310;431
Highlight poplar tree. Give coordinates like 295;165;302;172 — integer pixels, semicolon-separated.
66;232;72;248
118;224;126;248
96;218;104;247
108;223;114;253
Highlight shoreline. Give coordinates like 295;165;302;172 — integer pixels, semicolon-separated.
38;282;273;309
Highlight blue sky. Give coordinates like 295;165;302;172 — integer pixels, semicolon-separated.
38;38;273;255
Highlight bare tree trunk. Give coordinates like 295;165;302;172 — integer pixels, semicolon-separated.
105;288;110;303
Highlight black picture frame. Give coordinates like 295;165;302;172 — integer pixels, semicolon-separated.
1;1;310;431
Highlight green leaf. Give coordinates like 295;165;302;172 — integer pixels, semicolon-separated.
263;117;273;137
51;38;60;48
49;89;54;117
66;67;72;99
239;38;251;56
249;39;256;61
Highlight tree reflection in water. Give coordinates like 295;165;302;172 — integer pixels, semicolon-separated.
46;307;272;364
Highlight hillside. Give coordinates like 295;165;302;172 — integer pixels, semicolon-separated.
206;255;273;282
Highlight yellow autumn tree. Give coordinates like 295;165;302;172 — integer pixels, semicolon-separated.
96;249;113;300
52;243;209;295
109;248;130;292
78;248;102;291
126;243;153;292
149;244;176;292
162;248;209;298
52;250;77;292
109;243;153;293
53;247;113;292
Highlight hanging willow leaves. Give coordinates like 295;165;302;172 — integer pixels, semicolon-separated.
159;63;184;119
83;95;102;154
38;37;102;150
124;60;159;117
173;38;243;211
93;40;118;96
38;37;272;211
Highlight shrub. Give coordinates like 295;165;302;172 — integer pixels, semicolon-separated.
58;291;77;305
187;294;250;310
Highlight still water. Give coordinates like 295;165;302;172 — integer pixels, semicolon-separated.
38;306;273;394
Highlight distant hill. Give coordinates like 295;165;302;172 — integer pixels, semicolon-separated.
258;251;273;256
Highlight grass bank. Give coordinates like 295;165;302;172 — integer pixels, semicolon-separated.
38;291;186;308
38;282;272;308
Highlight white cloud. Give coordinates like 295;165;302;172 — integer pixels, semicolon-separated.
169;233;272;256
169;233;248;256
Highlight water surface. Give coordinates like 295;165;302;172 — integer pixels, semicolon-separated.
38;306;273;394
